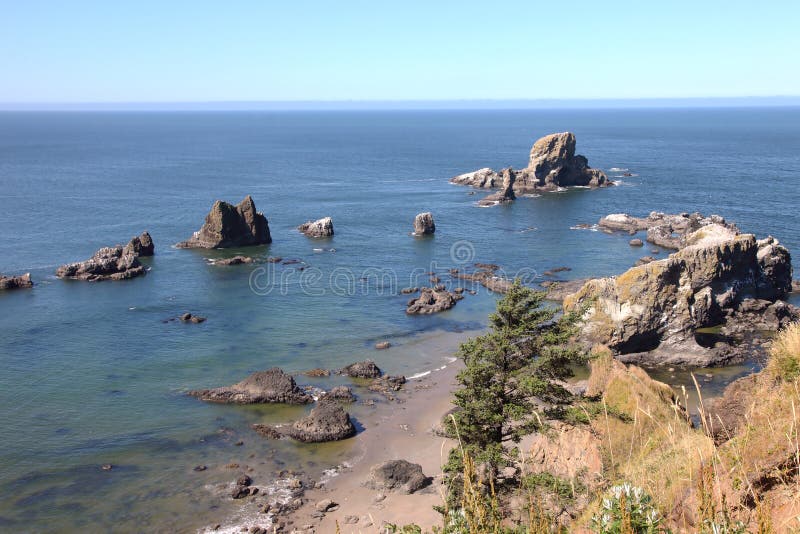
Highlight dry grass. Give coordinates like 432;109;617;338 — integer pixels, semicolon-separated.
766;321;800;381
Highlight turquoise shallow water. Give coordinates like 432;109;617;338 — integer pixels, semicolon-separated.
0;108;799;531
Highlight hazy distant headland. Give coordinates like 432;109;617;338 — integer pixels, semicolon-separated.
2;96;800;111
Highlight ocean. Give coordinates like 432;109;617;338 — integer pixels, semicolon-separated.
1;108;798;531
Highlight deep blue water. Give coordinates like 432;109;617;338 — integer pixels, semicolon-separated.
0;108;798;531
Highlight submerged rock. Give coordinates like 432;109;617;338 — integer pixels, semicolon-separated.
0;273;33;290
189;368;312;404
452;264;513;294
298;217;334;238
177;196;271;248
405;286;462;314
212;256;257;266
179;312;206;324
367;460;430;494
56;232;154;281
451;132;609;193
413;212;436;235
251;424;282;439
339;360;382;379
284;396;356;443
324;385;356;402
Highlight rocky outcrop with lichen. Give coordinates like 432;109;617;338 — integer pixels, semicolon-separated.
178;196;271;248
451;132;609;193
564;223;795;365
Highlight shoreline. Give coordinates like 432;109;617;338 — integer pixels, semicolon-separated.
202;328;476;534
284;362;461;533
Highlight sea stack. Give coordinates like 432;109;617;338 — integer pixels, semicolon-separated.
177;196;271;248
451;132;608;193
478;168;516;206
298;217;334;238
413;212;435;235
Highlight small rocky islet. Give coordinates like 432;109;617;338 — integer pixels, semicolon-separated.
55;231;154;281
451;131;610;200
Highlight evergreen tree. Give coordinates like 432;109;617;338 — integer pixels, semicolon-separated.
449;280;585;473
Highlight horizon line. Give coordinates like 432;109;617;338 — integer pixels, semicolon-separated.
2;95;799;111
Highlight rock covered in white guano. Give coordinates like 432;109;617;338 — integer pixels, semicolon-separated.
298;217;334;238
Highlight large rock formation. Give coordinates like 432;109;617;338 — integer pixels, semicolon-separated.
284;396;356;442
598;212;739;250
478;168;516;206
298;217;334;238
563;223;795;365
0;273;33;290
56;232;154;281
189;368;312;404
451;132;609;193
413;212;435;235
177;196;271;248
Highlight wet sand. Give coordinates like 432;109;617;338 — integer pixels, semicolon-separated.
284;358;463;533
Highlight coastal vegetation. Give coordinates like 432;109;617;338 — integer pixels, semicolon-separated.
391;286;800;533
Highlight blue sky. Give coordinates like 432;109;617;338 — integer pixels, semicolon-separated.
1;1;798;103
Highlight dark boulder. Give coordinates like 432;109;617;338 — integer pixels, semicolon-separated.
189;368;312;404
0;273;33;290
367;460;431;494
284;397;356;443
339;360;382;379
405;287;461;314
413;212;436;235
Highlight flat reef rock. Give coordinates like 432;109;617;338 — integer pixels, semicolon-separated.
189;368;312;404
598;211;739;250
564;223;795;365
283;396;356;443
298;216;334;238
0;273;33;290
56;232;153;281
451;132;609;193
177;196;271;249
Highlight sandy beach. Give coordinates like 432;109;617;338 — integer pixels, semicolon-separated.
283;357;463;533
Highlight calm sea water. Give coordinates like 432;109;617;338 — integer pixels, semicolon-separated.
1;108;799;531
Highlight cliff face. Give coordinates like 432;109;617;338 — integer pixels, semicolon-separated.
450;132;609;193
564;224;794;363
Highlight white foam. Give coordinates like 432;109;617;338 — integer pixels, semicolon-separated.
609;167;628;172
407;370;432;380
